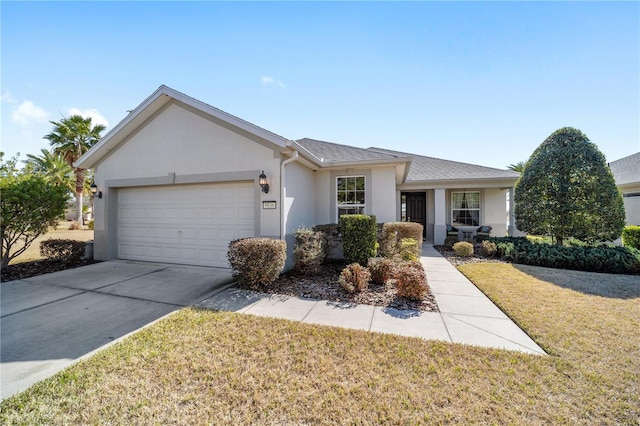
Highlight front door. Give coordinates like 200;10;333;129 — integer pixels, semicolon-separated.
402;192;427;238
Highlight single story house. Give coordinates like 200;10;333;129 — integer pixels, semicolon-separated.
76;85;520;268
609;152;640;226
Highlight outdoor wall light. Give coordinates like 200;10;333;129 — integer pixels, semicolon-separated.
259;171;270;194
90;181;102;199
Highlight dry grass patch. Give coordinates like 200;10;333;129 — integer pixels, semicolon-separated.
2;263;638;424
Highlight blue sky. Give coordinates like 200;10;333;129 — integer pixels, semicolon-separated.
2;1;638;169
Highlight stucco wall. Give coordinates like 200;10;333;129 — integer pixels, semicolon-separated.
370;167;397;223
623;195;640;226
92;102;282;260
482;188;509;237
283;161;317;266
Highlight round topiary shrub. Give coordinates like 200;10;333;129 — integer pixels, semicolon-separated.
453;241;474;257
481;240;497;257
293;227;328;275
228;238;286;287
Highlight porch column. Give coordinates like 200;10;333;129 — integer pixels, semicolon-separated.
433;188;446;245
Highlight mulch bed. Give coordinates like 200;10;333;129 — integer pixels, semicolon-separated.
235;259;440;312
433;245;507;268
1;259;101;282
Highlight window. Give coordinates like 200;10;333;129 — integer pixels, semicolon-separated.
452;191;480;226
337;176;365;218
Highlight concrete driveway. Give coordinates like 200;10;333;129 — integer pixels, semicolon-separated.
1;260;233;400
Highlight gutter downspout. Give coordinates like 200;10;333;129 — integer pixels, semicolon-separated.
280;150;299;239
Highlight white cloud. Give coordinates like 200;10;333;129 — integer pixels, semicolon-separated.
261;75;285;88
11;101;49;125
68;108;109;127
1;91;18;104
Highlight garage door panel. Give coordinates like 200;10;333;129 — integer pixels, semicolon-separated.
117;182;255;268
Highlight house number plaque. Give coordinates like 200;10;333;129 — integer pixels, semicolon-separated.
262;201;277;209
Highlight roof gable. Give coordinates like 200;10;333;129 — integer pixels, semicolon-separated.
75;85;291;169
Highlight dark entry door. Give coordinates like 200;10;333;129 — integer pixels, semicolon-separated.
402;192;426;238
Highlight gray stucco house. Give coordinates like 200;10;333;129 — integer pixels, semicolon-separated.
76;85;520;268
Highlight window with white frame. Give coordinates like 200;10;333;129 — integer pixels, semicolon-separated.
452;191;480;226
337;176;365;218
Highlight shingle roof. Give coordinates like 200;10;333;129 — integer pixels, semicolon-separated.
368;147;520;182
294;139;519;182
609;152;640;186
296;138;399;163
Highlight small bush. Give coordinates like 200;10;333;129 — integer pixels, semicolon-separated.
68;221;82;230
339;215;377;265
228;238;286;287
379;222;423;257
394;261;428;300
293;227;328;275
40;239;86;264
622;226;640;250
87;220;94;230
368;257;395;284
339;263;371;293
453;241;474;257
444;236;459;247
481;240;497;257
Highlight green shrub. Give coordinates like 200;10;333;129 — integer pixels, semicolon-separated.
367;257;395;284
622;226;640;250
87;220;94;230
398;238;421;261
40;239;86;264
394;261;428;300
339;263;371;293
379;222;423;257
488;237;640;274
453;241;474;257
481;240;497;257
228;238;287;287
339;214;377;265
444;236;459;247
293;227;328;275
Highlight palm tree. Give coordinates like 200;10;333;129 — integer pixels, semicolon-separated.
24;148;75;193
44;115;105;224
507;161;526;174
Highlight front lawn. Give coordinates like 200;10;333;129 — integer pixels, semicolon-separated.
2;263;638;424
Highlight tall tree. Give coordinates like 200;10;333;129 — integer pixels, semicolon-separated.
44;115;105;224
23;148;74;193
514;127;625;245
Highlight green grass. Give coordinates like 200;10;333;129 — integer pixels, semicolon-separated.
2;263;638;424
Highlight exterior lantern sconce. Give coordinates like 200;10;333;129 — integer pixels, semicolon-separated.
90;181;102;199
259;171;269;194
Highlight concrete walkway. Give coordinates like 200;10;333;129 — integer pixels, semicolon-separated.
199;245;546;356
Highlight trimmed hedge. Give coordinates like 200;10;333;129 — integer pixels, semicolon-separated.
453;241;474;257
622;226;640;250
339;214;377;265
40;239;86;264
228;238;287;287
488;237;640;274
339;263;371;293
379;222;423;257
293;227;328;275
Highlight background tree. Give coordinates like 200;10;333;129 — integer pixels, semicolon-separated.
1;154;69;267
23;148;75;193
507;161;526;174
44;115;105;225
514;127;625;245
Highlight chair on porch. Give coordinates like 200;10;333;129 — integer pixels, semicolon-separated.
446;225;459;238
475;225;492;242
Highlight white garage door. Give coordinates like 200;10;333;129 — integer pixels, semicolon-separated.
117;182;255;267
